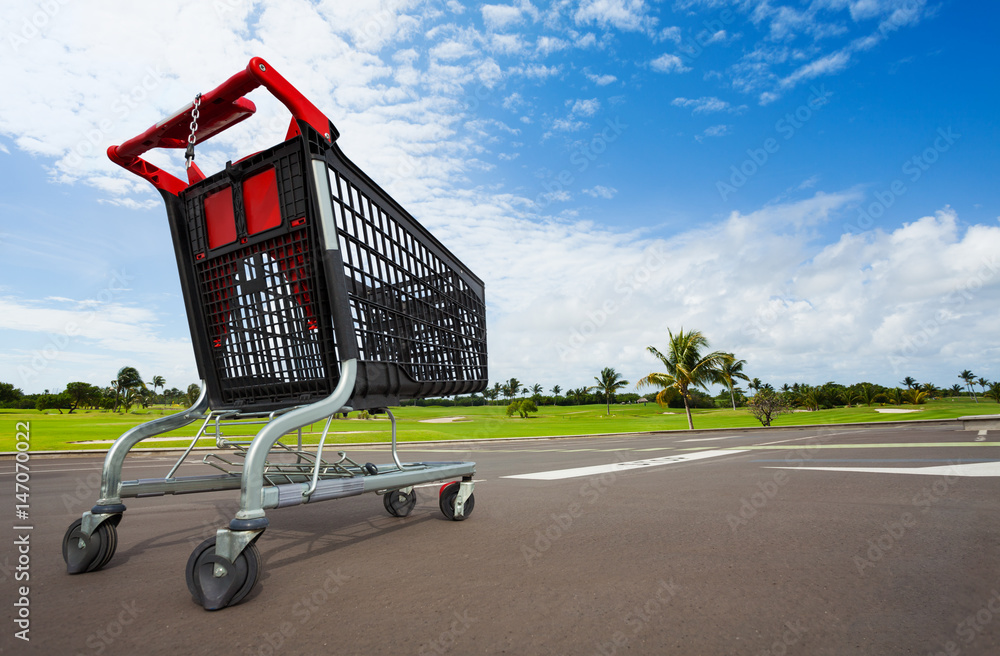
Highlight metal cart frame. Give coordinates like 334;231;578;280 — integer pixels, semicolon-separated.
62;57;487;610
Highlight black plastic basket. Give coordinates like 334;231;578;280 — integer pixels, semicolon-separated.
161;123;487;412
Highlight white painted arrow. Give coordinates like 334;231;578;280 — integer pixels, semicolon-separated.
765;462;1000;477
503;449;748;481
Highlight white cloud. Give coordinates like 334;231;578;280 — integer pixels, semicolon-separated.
650;53;691;74
671;96;747;114
570;98;601;116
0;296;197;393
574;0;654;32
489;33;527;54
476;58;504;87
503;92;527;111
512;64;561;79
537;35;569;55
481;4;524;31
659;26;682;43
695;124;731;141
585;72;618;86
551;117;587;132
430;38;479;61
583;185;618;199
779;49;852;88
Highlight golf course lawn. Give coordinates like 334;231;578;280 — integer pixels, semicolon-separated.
2;398;992;452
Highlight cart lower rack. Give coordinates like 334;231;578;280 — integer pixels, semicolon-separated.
63;58;487;610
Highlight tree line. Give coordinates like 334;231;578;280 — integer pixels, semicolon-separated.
0;367;201;413
483;330;999;428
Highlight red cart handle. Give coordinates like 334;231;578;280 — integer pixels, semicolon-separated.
108;57;335;195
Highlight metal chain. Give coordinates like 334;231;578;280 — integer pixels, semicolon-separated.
184;93;202;169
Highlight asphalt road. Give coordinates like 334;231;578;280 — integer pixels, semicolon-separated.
2;423;999;655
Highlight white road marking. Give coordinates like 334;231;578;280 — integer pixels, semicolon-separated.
502;449;748;481
766;462;1000;477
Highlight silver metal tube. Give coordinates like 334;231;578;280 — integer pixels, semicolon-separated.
234;359;358;521
96;382;211;506
386;408;405;471
303;415;336;498
165;412;215;479
120;474;243;497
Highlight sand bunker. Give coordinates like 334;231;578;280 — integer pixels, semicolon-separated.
419;416;470;423
874;408;921;413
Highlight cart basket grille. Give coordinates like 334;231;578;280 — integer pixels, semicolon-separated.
175;127;487;411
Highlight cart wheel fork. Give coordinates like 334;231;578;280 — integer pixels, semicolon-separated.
454;479;474;519
63;511;124;574
439;478;475;521
186;528;264;611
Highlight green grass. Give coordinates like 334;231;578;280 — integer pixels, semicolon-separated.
1;398;993;452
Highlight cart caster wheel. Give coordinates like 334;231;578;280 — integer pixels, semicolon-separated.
63;517;119;574
439;482;474;521
186;537;261;611
384;488;417;517
364;462;378;475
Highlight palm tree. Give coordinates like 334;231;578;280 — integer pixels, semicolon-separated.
550;385;562;405
570;386;592;405
113;366;145;412
149;375;165;404
900;376;917;390
593;367;629;416
960;370;978;402
717;357;750;410
637;329;733;430
985;382;1000;404
748;378;763;393
977;377;990;397
903;388;929;405
531;383;543;400
840;387;860;407
505;378;521;402
795;385;822;412
858;383;886;407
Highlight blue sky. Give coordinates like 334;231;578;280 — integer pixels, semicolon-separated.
1;0;998;396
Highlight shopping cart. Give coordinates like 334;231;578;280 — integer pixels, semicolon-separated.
62;57;487;610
